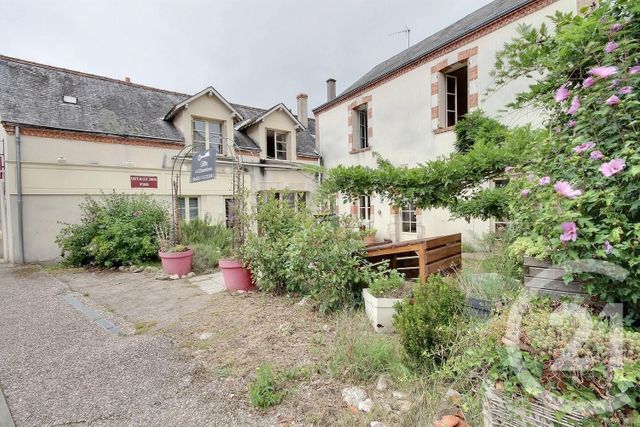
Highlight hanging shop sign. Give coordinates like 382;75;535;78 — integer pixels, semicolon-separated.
191;147;216;183
130;175;158;188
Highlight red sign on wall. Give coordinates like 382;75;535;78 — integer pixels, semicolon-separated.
130;175;158;188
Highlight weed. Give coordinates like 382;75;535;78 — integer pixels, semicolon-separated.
133;320;157;334
248;364;285;409
210;366;231;379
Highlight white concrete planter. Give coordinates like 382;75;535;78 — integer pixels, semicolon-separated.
362;288;402;333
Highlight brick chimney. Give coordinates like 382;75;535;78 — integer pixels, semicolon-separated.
296;93;308;128
326;78;336;101
124;76;131;83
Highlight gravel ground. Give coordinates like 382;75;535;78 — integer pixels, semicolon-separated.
0;264;274;426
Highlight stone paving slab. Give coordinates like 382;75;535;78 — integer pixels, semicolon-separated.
189;272;226;295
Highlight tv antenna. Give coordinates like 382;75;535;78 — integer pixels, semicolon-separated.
389;26;411;49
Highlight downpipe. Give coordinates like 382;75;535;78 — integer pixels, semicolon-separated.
15;126;24;264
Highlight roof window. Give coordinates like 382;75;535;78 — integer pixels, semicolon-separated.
62;95;78;104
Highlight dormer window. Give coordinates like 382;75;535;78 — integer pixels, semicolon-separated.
266;130;287;160
192;118;224;154
62;95;77;104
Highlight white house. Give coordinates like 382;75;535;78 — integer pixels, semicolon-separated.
0;55;319;263
313;0;585;244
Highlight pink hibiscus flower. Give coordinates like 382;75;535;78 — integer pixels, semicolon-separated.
560;222;578;243
600;159;625;177
583;76;596;88
606;95;620;106
605;41;618;53
567;120;577;128
589;66;618;78
566;96;580;115
539;176;551;186
573;142;596;153
610;23;623;32
630;65;640;75
520;189;530;197
620;86;633;95
555;181;583;198
590;150;604;160
555;85;570;102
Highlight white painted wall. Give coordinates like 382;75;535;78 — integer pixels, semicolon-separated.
317;0;576;244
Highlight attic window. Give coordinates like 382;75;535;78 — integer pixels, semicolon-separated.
62;95;78;105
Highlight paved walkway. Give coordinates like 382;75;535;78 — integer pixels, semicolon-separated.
188;272;226;295
0;264;270;426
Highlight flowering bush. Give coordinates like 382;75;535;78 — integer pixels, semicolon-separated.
493;0;640;320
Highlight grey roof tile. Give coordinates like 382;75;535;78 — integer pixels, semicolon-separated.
0;55;316;158
315;0;535;111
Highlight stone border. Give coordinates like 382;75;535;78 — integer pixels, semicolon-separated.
62;294;121;336
0;383;15;427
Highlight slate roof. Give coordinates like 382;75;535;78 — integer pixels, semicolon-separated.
0;55;318;157
314;0;536;112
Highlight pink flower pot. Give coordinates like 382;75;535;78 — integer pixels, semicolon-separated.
219;259;254;291
158;249;193;277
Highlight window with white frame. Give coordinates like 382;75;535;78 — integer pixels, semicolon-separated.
443;65;468;127
358;195;372;222
266;130;288;160
192;118;224;154
401;203;417;233
357;107;369;149
178;196;199;222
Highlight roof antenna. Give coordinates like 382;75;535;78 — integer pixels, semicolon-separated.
389;26;411;49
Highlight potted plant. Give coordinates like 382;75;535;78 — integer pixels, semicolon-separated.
359;223;377;246
362;269;411;333
155;223;193;276
219;190;254;291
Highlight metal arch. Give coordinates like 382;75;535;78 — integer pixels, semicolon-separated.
170;137;245;243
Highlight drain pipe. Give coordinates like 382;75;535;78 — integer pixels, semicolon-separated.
15;126;24;264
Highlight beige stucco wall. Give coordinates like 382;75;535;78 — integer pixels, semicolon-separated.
317;0;576;244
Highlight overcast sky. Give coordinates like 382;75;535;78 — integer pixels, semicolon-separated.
1;0;493;113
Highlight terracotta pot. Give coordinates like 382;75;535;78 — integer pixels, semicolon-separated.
158;249;193;276
364;233;377;245
219;259;254;291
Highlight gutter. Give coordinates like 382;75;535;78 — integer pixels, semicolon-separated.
15;126;24;263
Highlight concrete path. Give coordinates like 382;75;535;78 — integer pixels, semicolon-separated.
188;272;226;295
0;264;271;426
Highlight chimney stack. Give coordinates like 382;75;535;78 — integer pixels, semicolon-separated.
124;76;131;83
326;78;336;101
296;93;308;128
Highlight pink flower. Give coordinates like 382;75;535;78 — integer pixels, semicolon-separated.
567;120;577;128
603;240;613;255
630;65;640;75
555;181;583;198
539;176;551;186
600;158;625;177
583;76;596;88
521;189;530;197
606;95;620;106
589;66;618;78
610;23;623;32
504;166;514;173
560;222;578;243
605;41;618;53
573;142;596;153
555;85;570;102
620;86;633;95
566;96;580;115
590;150;604;160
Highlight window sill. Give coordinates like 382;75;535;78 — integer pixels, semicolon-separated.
433;126;455;135
350;147;372;154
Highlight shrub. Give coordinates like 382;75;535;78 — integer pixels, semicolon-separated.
453;109;508;153
56;193;169;267
180;217;232;273
394;275;465;366
242;196;371;313
248;364;285;409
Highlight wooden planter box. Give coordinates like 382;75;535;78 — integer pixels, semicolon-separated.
482;387;585;426
523;257;586;298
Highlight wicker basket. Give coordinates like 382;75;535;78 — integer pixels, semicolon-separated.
482;387;586;426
